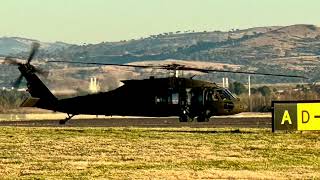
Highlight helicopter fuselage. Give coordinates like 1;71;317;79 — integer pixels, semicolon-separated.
52;76;245;122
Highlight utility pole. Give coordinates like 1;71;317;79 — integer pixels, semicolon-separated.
248;75;252;112
222;77;229;88
225;77;229;88
222;77;225;88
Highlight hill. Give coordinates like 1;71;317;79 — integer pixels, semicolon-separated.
1;24;320;89
0;37;71;56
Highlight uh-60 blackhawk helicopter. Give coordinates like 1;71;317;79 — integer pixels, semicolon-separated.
3;42;306;124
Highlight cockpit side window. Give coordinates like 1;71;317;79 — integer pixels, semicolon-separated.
213;92;219;101
206;90;219;102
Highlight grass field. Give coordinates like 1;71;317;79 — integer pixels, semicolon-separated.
0;127;319;179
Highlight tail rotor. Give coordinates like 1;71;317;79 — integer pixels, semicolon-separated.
2;42;48;88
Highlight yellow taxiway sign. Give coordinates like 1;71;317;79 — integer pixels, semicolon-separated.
272;101;320;132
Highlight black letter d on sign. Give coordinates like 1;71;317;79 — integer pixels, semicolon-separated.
302;110;310;123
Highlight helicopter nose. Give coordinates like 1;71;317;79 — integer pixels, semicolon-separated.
234;102;247;114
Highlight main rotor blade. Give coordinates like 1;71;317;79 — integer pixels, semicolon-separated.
27;42;40;64
187;67;307;79
149;65;306;79
13;74;23;88
148;65;307;79
47;60;307;79
48;60;162;68
3;57;21;65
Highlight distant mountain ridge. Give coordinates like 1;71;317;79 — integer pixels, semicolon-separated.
30;24;319;65
1;24;320;87
0;37;71;56
2;24;319;64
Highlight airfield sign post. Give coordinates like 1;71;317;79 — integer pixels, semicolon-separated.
272;100;320;132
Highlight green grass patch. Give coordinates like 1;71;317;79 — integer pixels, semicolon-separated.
0;127;319;179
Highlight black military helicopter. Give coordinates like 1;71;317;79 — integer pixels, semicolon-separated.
3;42;306;124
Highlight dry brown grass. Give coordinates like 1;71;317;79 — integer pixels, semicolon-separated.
0;127;319;179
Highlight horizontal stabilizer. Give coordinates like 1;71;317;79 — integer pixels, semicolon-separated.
20;97;40;107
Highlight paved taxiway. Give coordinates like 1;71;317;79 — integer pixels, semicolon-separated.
0;117;271;128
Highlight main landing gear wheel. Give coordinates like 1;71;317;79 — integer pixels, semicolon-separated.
59;114;75;124
197;115;210;122
179;106;193;122
197;110;211;122
179;114;193;122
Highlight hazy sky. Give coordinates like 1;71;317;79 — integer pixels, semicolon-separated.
0;0;319;44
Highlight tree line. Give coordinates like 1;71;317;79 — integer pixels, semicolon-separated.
229;82;320;112
0;90;28;113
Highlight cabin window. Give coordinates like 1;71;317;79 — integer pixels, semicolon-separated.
155;92;179;105
191;91;204;105
172;93;179;104
186;88;192;105
155;96;168;104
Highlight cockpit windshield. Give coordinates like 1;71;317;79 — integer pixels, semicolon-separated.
224;89;237;99
216;89;237;100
